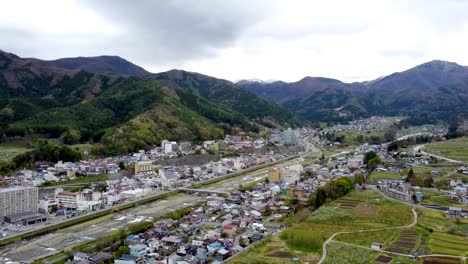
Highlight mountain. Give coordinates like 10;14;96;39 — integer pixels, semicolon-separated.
238;77;368;122
0;50;263;154
238;60;468;123
29;55;150;77
151;70;303;127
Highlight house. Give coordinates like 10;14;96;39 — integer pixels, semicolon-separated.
115;254;137;264
126;234;143;245
216;248;231;261
371;242;382;250
222;224;237;236
207;241;222;253
161;235;183;246
462;195;468;205
446;207;463;218
88;253;112;263
129;244;147;257
73;252;89;262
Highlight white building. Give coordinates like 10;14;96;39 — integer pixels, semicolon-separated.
0;186;38;220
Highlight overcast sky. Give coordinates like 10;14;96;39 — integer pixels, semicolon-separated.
1;0;468;82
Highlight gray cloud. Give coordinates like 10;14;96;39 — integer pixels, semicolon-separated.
79;0;267;65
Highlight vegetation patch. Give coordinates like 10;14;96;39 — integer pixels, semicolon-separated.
424;136;468;163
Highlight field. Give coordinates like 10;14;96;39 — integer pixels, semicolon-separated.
424;136;468;163
229;190;413;263
0;145;32;161
367;171;405;184
324;242;380;264
416;208;468;257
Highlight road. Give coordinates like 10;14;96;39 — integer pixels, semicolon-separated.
413;144;463;164
0;155;306;263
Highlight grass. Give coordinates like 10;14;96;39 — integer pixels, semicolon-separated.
0;145;32;161
232;190;413;263
39;174;109;187
423;196;468;210
416;208;468;257
324;242;380;264
424;136;468;163
335;229;401;248
367;171;405;184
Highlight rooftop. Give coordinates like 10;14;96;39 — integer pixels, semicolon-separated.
0;186;37;193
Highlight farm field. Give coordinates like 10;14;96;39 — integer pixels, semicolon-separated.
229;190;414;263
423;136;468;163
0;145;32;161
416;208;468;258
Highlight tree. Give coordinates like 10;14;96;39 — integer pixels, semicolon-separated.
387;141;399;152
367;157;382;171
118;161;127;170
356;134;364;144
354;173;365;185
406;168;416;184
384;124;398;142
314;188;327;209
363;151;378;166
61;129;81;145
423;175;434;187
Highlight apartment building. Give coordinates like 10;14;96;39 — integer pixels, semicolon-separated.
0;186;38;220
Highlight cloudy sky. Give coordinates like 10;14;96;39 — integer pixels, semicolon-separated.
1;0;468;82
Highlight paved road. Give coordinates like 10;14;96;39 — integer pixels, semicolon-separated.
1;155;305;263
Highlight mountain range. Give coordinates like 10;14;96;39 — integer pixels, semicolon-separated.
237;60;468;124
0;50;300;154
1;48;468;154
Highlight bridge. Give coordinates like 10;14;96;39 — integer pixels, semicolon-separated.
177;188;229;196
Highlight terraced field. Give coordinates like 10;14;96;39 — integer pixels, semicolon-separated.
385;229;420;255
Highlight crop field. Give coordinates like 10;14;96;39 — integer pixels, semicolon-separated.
417;208;468;258
422;256;465;264
385;229;420;255
0;145;32;161
227;235;320;264
324;242;380;264
335;229;401;248
424;136;468;163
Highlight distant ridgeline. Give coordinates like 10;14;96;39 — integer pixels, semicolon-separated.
0;50;302;154
237;60;468;125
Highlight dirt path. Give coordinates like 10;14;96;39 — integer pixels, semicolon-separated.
414;144;463;164
317;208;418;264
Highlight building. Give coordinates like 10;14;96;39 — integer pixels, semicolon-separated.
446;207;463;218
371;242;382;250
134;159;153;174
279;128;297;145
268;168;282;183
4;211;47;226
38;198;58;214
282;164;303;184
56;191;80;210
163;141;178;154
0;186;38;221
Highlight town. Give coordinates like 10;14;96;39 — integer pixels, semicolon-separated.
0;118;467;264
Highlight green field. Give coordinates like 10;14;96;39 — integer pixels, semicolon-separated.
424;136;468;163
417;209;468;257
0;145;32;161
367;171;405;184
324;242;380;264
229;190;413;263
